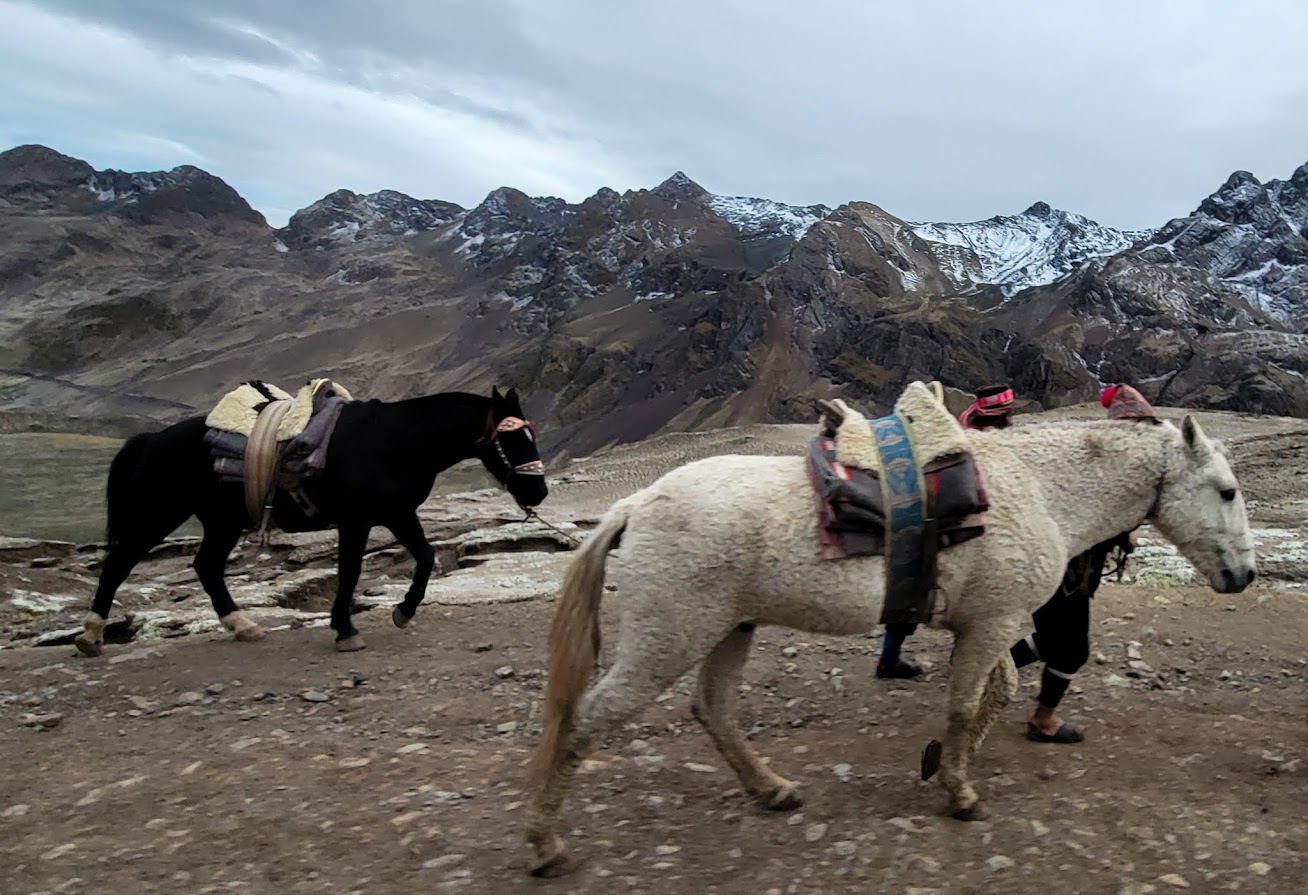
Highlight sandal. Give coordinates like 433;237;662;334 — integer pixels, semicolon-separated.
1025;721;1084;744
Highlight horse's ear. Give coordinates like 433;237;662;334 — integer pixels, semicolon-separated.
1181;415;1205;452
505;387;523;414
491;385;503;406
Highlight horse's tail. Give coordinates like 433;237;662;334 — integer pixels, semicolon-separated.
528;501;629;788
104;432;151;548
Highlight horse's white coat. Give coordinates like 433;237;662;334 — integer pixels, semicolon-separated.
525;390;1256;874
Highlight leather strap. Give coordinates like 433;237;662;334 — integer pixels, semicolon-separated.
244;399;292;525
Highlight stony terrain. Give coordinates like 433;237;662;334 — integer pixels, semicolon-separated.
3;144;1308;458
2;405;1307;893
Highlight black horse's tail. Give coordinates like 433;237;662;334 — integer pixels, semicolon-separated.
104;432;151;548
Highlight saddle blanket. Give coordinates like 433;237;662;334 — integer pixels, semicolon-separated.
205;378;353;441
807;435;988;561
808;382;990;626
202;378;354;523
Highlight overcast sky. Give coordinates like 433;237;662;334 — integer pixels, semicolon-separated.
3;0;1307;229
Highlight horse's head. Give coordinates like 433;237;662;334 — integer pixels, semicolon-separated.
478;386;548;508
1151;415;1256;594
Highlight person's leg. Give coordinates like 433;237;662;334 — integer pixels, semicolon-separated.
877;622;922;679
1024;586;1091;743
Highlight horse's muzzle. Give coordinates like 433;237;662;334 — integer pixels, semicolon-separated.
1216;566;1256;594
510;477;549;508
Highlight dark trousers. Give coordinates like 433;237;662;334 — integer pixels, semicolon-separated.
881;621;917;663
882;534;1128;705
1011;536;1121;709
1010;584;1092;708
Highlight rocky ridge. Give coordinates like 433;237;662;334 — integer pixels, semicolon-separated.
910;201;1152;295
1140;165;1308;325
2;144;1308;456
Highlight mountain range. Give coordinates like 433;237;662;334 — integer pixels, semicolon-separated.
1;143;1306;458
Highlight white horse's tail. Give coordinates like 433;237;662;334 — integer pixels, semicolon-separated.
529;502;629;788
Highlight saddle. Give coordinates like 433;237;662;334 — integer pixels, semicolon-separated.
203;378;355;536
807;381;989;626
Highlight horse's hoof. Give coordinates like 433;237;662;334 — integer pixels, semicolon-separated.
392;606;412;629
335;635;367;653
234;624;267;643
762;783;804;812
950;802;988;822
73;635;103;658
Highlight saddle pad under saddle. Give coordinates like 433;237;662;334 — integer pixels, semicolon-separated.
202;378;354;526
807;387;989;627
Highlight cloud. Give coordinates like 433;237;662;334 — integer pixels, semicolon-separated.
4;0;1308;229
0;1;645;225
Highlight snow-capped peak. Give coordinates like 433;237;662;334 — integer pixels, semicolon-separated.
708;194;831;241
1140;162;1308;324
909;203;1152;294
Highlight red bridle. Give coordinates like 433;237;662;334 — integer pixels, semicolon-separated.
481;413;544;476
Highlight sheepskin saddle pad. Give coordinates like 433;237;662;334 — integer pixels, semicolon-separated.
807;380;989;626
202;378;354;526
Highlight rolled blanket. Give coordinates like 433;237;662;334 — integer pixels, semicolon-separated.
204;428;248;457
214;457;245;481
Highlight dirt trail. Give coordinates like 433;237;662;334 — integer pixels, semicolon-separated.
2;405;1307;893
2;584;1307;894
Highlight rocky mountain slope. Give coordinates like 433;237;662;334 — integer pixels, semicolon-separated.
1137;166;1308;325
1;143;1306;457
909;202;1152;295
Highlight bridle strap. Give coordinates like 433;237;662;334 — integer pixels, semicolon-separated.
494;416;535;435
482;414;544;477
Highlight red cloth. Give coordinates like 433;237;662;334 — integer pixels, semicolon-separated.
960;404;1012;430
975;387;1015;414
1102;384;1158;422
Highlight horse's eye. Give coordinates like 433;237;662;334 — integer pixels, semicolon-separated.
1220;489;1237;502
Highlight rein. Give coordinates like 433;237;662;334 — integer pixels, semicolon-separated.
520;506;582;549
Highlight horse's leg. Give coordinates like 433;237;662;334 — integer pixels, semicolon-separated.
193;520;266;643
939;617;1025;821
691;625;801;810
75;539;154;657
528;622;730;876
75;501;190;657
966;652;1019;760
331;522;370;652
385;511;434;629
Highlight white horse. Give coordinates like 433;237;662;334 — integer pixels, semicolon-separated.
523;386;1256;876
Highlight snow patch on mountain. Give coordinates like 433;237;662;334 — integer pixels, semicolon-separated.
286;189;463;244
1141;164;1308;325
910;202;1151;294
708;194;831;241
84;169;184;204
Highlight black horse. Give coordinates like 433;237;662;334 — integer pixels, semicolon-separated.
75;386;548;656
